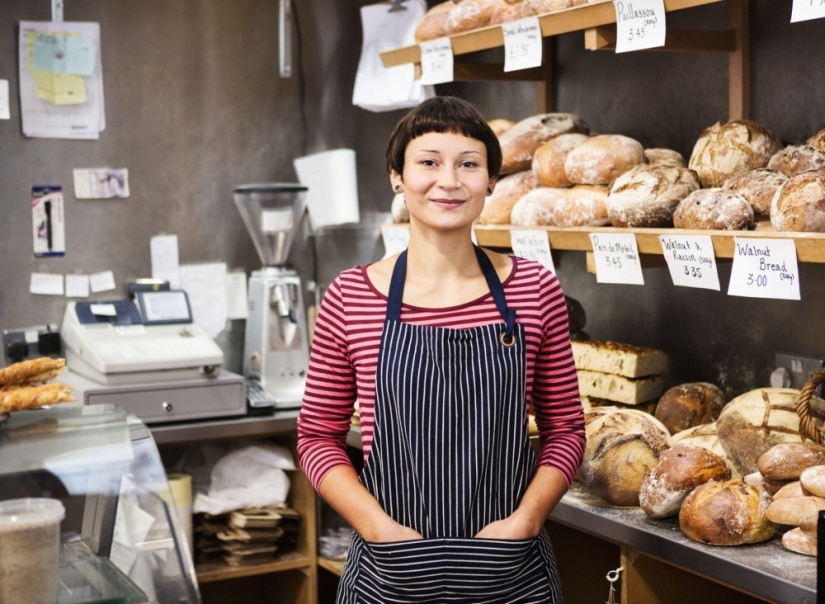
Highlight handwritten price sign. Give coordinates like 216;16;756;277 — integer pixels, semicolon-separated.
501;18;542;72
613;0;666;53
727;238;800;300
418;37;453;85
510;229;555;273
791;0;825;22
589;233;644;285
659;234;720;290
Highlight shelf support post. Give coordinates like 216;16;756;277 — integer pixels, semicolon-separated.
728;0;749;120
536;37;554;113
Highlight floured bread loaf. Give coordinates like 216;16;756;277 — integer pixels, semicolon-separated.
488;118;516;137
445;0;498;35
672;422;735;473
552;185;609;227
414;1;455;42
654;382;726;436
688;120;782;188
673;188;754;230
490;1;537;25
770;169;825;233
564;134;645;186
782;527;817;556
766;496;825;526
679;479;775;545
800;465;825;498
524;0;570;13
767;144;825;177
808;128;825;152
577;370;663;405
644;148;686;167
607;163;700;227
391;193;409;223
716;388;804;477
773;481;808;500
722;168;788;218
639;444;731;518
757;442;825;481
579;407;672;506
499;113;590;175
532;133;590;188
510;187;567;227
571;340;668;378
478;170;536;224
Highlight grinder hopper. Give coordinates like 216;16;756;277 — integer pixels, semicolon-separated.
233;183;308;266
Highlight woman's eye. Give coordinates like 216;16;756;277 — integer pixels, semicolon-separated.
420;159;438;167
460;161;479;169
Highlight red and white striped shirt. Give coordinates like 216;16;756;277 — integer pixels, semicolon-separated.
297;255;586;491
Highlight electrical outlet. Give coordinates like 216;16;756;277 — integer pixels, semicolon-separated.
774;352;824;393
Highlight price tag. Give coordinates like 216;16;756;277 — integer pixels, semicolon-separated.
727;238;800;300
659;234;720;290
613;0;666;53
381;224;410;258
502;17;542;72
418;37;454;85
588;233;644;285
791;0;825;22
510;230;555;273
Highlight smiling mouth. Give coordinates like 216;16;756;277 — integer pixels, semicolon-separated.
431;199;465;205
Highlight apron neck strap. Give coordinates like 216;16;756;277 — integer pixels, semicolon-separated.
386;246;516;339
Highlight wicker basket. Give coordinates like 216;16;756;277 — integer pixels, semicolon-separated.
796;366;825;443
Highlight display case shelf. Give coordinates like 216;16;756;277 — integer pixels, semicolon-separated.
196;551;312;583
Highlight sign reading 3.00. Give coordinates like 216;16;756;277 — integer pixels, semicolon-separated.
727;238;800;300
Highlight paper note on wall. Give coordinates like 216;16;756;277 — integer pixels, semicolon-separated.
179;263;229;338
150;234;180;289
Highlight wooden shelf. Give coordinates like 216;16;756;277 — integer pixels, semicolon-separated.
473;225;825;264
379;0;724;68
196;551;312;583
317;556;346;577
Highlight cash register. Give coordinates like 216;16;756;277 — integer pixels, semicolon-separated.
61;290;246;424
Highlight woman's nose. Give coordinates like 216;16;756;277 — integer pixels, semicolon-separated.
438;167;460;189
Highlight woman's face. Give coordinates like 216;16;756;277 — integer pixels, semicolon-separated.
391;131;494;233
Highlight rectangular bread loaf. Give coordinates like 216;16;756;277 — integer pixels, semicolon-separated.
577;369;664;405
571;340;668;378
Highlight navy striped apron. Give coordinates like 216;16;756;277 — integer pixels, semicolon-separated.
337;245;562;604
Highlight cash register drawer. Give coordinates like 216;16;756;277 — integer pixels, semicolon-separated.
85;374;246;424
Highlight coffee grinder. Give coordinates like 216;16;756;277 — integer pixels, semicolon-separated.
234;183;309;411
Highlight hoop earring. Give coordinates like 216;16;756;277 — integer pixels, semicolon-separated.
486;187;493;196
394;184;402;193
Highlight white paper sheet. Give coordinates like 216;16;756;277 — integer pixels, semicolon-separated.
66;274;91;297
150;234;181;289
30;272;64;295
226;271;249;320
90;270;116;292
179;263;229;338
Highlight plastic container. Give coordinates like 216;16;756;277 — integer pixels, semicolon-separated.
0;498;65;604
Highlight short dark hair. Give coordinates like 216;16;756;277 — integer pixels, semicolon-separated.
385;96;502;179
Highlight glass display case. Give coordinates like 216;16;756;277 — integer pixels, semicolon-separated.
0;404;201;604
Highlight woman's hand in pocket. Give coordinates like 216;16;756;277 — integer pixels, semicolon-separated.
474;513;537;540
366;517;423;543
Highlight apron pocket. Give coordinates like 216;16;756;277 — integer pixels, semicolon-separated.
355;539;445;603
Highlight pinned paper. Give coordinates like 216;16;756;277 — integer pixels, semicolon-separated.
74;168;130;199
31;273;64;296
90;270;116;293
727;238;800;300
791;0;825;22
418;37;453;85
510;230;555;273
502;17;542;72
179;263;229;338
659;234;720;290
588;233;644;285
226;271;249;320
0;80;9;120
66;274;91;298
613;0;667;53
150;234;180;290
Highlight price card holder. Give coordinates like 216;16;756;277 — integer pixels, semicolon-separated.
659;234;720;290
418;37;454;85
502;17;542;72
510;230;555;273
381;223;410;258
613;0;666;53
727;238;801;300
588;233;644;284
791;0;825;22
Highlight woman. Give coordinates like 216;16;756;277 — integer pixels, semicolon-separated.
297;96;585;603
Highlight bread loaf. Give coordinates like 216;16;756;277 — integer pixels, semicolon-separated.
767;144;825;178
799;512;819;537
577;370;663;405
800;465;825;498
743;471;791;497
770;169;825;233
414;1;455;42
552;185;609;227
478;170;536;225
499;113;590;175
579;407;672;506
488;118;516;138
532;133;590;188
782;527;817;556
490;1;537;25
722;168;788;219
607;163;700;227
654;382;726;436
564;134;645;186
510;187;566;227
639;444;731;518
644;148;686;167
571;340;668;378
391;193;409;223
808;127;825;152
773;481;808;500
445;0;498;35
672;422;731;468
688;120;782;188
679;479;775;545
757;442;825;480
524;0;570;13
673;188;754;231
766;496;825;525
716;388;804;477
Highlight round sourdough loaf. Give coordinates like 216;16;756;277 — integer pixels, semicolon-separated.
766;496;825;526
644;148;686;167
639;444;730;518
564;134;645;186
654;382;727;436
607;163;700;227
688;120;782;188
723;168;788;219
532;133;590;188
800;465;825;498
552;185;609;227
716;388;804;477
672;422;731;465
770;169;825;232
510;187;567;226
673;188;754;230
782;527;817;556
808;128;825;152
757;442;825;481
578;407;672;506
478;170;536;225
445;0;498;34
679;479;775;545
767;144;825;177
414;1;455;42
499;113;590;175
488;118;516;137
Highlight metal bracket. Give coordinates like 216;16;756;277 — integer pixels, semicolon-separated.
388;0;408;12
52;0;64;22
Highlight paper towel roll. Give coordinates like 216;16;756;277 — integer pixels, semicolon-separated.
294;149;360;230
167;473;193;557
